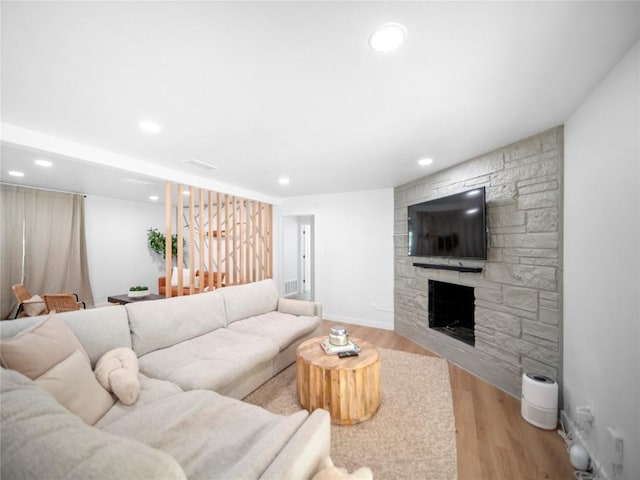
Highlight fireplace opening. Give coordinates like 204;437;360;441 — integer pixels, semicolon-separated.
428;280;475;346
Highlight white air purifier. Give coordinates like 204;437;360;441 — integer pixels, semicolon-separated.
521;372;558;430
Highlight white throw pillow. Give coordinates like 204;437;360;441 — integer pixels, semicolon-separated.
35;350;115;425
170;268;202;288
0;313;90;379
171;268;192;287
23;294;47;316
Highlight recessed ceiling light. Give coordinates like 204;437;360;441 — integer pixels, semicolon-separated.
149;195;159;201
369;23;407;53
278;177;290;186
8;170;25;177
139;120;162;134
418;158;433;166
34;159;52;167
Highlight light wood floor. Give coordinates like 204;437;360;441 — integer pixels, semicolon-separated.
322;320;574;480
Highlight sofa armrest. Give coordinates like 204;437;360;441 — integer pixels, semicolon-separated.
260;408;330;480
277;297;322;318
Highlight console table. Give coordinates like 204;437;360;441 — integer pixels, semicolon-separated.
107;293;164;305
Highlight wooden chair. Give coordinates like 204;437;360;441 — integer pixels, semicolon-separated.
43;294;86;313
11;284;46;318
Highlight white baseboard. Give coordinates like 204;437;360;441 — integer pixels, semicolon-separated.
322;312;394;331
560;410;610;480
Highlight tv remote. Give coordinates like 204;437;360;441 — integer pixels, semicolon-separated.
338;351;359;358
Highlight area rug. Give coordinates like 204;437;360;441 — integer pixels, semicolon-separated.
244;348;457;480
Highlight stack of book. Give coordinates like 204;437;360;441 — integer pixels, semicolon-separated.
319;337;361;355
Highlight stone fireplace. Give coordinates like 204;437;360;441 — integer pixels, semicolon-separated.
429;280;475;346
394;126;563;397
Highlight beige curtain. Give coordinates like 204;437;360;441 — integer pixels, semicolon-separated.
1;185;94;319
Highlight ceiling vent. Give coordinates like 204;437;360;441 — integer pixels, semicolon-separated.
183;158;219;171
123;178;155;186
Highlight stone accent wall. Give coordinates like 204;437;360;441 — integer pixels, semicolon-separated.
394;126;563;396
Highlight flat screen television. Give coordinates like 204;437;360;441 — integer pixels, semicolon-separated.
407;187;487;259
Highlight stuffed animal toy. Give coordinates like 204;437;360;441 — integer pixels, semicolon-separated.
94;347;140;405
312;457;373;480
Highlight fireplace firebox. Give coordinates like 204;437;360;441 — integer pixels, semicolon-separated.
428;280;475;346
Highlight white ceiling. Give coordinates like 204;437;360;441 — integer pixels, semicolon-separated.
1;1;639;203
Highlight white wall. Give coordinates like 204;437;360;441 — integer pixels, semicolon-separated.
84;196;167;305
277;188;394;330
564;41;639;479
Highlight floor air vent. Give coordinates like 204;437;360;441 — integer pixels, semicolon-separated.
284;279;298;295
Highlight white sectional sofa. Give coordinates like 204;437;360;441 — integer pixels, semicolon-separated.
0;279;330;479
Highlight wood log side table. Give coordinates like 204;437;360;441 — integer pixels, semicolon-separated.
296;336;381;425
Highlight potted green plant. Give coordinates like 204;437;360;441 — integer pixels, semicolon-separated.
147;228;181;262
128;285;149;298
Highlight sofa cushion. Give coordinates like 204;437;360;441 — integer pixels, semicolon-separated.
96;373;309;480
0;368;186;480
0;306;133;368
56;306;133;367
277;297;318;317
228;311;321;352
126;292;226;356
137;328;279;392
0;314;90;379
34;350;115;425
219;278;279;324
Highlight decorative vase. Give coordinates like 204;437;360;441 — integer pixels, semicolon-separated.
329;326;349;346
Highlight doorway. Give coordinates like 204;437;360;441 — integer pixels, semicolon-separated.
299;223;312;300
281;215;314;301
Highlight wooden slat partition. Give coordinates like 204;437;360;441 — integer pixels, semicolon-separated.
258;202;263;280
245;200;250;283
266;204;273;278
188;186;196;295
224;194;230;287
163;183;273;296
177;184;184;294
199;189;205;293
236;200;242;283
233;196;239;285
165;182;173;298
253;200;257;280
208;191;214;291
216;192;222;288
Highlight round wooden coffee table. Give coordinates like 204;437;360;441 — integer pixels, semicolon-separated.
296;336;380;425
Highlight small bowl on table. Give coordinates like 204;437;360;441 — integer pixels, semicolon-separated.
128;289;149;298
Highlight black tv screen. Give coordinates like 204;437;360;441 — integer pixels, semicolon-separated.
408;187;487;259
